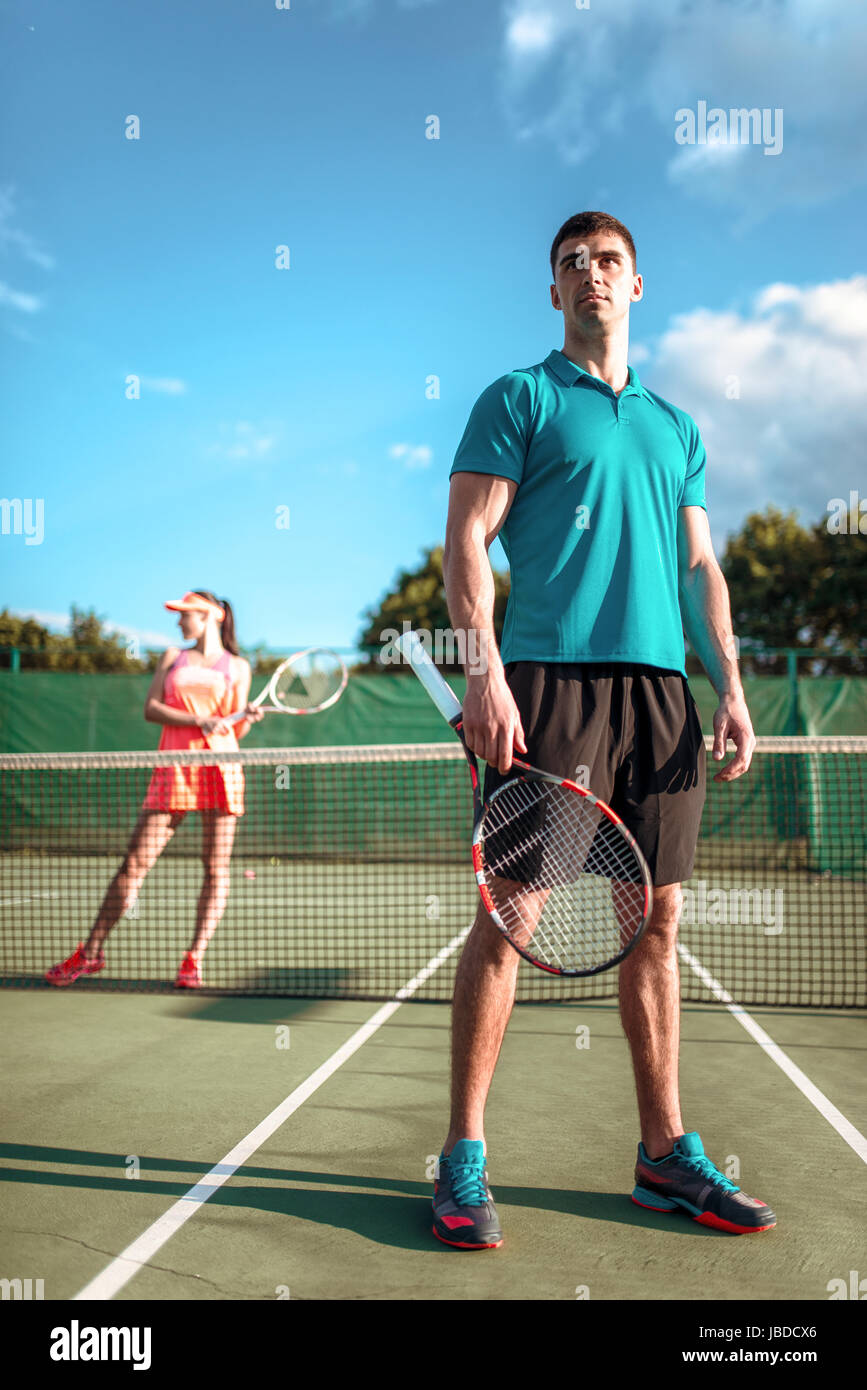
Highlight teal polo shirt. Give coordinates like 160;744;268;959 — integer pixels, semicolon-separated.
449;349;708;676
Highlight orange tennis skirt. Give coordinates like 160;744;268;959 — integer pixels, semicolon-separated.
143;760;244;815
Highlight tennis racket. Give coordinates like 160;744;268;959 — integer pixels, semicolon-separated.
396;631;652;976
223;647;348;725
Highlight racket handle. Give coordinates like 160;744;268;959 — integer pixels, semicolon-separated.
395;631;463;724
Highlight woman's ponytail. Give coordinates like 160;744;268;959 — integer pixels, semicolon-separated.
191;589;240;655
219;599;240;655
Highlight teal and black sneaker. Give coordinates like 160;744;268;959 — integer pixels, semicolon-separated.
631;1132;776;1234
432;1139;503;1249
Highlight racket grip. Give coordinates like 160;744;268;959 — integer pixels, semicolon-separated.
395;631;463;724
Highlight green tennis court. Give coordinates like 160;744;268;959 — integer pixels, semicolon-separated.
2;991;864;1302
1;740;865;1304
1;855;865;1007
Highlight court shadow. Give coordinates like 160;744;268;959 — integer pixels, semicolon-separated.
1;975;177;992
159;995;356;1025
491;1184;732;1236
1;968;359;997
0;1144;731;1246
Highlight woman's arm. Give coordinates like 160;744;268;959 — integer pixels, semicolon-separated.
228;657;263;739
144;648;202;727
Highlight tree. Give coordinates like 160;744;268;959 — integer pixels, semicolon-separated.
0;606;155;672
804;513;867;672
356;545;510;671
720;505;866;674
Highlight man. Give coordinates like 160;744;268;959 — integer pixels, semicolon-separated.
432;211;776;1249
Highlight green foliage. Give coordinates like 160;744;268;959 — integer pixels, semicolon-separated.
244;646;285;677
721;505;866;674
805;513;867;672
0;606;156;672
356;544;510;670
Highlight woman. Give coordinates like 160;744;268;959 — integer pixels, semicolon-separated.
45;590;263;989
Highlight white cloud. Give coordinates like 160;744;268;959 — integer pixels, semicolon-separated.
8;609;71;632
104;622;180;649
667;139;750;181
0;186;55;271
316;458;360;477
7;608;178;649
499;0;867;216
5;322;36;343
506;8;556;55
206;420;278;462
755;284;801;312
0;282;42;313
0;188;52;324
644;275;867;543
140;376;187;395
389;442;432;469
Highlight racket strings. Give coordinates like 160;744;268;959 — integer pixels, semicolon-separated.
272;652;345;711
480;779;646;973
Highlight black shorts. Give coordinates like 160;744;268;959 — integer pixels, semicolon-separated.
483;663;707;887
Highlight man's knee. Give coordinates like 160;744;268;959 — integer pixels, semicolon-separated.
647;883;683;937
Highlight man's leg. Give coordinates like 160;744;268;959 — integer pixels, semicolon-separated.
620;880;776;1231
618;882;684;1158
443;902;521;1154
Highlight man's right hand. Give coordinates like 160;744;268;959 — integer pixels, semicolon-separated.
461;671;528;774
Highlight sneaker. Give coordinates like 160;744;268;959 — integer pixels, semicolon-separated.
432;1139;503;1249
45;943;106;987
174;952;202;989
632;1132;776;1234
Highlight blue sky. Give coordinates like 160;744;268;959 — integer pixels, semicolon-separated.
2;0;865;655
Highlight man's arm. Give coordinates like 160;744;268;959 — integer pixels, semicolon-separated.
443;471;524;774
677;505;755;782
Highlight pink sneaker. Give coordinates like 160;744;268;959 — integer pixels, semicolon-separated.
45;943;106;987
174;952;202;989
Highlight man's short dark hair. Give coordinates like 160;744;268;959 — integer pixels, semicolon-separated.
550;212;637;280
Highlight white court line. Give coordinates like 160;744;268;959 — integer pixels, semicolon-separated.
72;925;472;1301
678;943;867;1164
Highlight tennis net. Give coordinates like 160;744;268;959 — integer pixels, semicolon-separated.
1;739;865;1007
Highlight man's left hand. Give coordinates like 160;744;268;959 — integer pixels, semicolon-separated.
711;692;756;782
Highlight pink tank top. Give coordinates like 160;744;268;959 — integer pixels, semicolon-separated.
157;648;238;751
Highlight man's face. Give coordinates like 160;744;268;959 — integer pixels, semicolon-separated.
551;234;642;328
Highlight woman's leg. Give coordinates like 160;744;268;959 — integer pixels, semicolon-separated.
84;811;183;959
188;811;238;962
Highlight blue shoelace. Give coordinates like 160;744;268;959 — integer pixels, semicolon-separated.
448;1158;488;1207
681;1153;740;1194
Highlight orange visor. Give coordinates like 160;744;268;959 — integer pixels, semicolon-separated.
164;592;225;621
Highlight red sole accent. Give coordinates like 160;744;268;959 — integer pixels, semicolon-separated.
695;1212;776;1235
632;1196;775;1234
633;1189;778;1234
433;1225;502;1250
